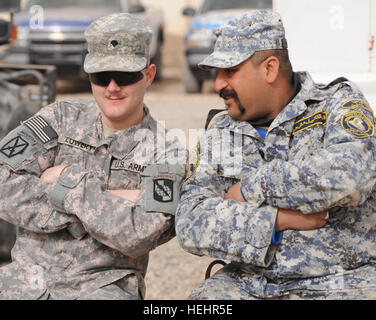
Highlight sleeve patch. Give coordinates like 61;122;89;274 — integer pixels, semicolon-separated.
143;164;183;215
341;111;375;138
0;136;29;158
24;116;58;144
341;99;374;116
153;175;175;203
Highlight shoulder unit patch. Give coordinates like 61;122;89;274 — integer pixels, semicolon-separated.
341;111;375;139
0;136;29;158
153;176;174;203
341;99;374;116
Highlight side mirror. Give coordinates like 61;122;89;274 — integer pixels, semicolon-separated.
129;4;146;13
182;7;196;16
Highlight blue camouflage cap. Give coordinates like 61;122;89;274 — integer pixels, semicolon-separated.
199;10;288;70
84;13;152;73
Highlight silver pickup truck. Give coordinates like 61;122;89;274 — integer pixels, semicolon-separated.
182;0;272;93
4;0;164;79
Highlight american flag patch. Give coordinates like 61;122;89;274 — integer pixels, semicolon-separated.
24;116;58;144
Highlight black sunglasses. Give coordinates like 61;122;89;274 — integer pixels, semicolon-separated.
88;71;144;87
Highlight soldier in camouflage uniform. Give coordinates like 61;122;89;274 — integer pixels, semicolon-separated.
176;10;376;299
0;13;186;299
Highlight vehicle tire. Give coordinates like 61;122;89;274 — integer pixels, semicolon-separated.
182;59;203;93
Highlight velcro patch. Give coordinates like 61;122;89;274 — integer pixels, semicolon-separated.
341;111;375;139
111;159;147;174
153;176;174;203
341;99;374;115
292;111;327;135
24;116;58;144
58;136;96;154
0;136;29;158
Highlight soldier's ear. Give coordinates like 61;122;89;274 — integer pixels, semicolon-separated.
263;56;279;84
145;64;157;86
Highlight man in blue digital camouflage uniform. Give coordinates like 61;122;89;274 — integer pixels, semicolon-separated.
176;10;376;299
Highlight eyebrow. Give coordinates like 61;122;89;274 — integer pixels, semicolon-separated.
224;67;237;72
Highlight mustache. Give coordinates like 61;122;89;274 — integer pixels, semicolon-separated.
219;88;239;101
219;88;246;115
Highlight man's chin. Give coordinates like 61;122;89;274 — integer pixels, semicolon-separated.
227;105;242;121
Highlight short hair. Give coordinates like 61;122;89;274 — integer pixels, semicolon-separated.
250;49;293;83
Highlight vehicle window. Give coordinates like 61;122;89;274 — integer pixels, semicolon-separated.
199;0;272;14
24;0;121;11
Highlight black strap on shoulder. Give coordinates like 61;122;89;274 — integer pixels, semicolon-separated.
322;77;349;89
204;109;227;130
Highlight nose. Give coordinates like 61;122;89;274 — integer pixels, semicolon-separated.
214;69;228;93
106;79;121;92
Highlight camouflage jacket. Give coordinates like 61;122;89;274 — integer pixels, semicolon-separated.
0;100;186;299
176;72;376;294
